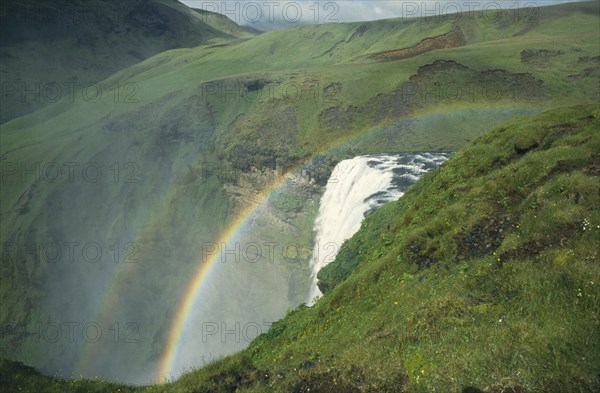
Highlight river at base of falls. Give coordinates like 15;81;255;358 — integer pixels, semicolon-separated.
306;153;451;304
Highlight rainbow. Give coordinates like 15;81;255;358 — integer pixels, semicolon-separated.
75;160;297;381
75;103;520;383
74;175;177;378
152;123;385;381
155;173;292;382
152;104;494;381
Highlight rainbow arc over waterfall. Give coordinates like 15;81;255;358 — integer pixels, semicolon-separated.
75;158;299;381
74;104;524;383
155;174;293;382
153;109;460;381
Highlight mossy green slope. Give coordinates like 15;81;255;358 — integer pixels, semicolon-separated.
0;1;598;389
164;104;600;392
2;104;597;393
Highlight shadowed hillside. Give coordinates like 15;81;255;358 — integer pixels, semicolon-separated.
0;0;258;123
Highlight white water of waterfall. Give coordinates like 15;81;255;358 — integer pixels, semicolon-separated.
306;153;450;305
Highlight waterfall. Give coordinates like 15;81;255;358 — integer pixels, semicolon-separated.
306;153;449;304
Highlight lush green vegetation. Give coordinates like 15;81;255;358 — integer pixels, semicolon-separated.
163;104;600;393
1;0;599;391
3;104;598;392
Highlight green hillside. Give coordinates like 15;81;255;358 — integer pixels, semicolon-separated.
2;104;598;393
0;0;257;123
0;0;599;390
161;105;600;393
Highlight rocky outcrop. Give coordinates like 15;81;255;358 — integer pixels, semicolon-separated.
371;28;466;62
454;215;513;262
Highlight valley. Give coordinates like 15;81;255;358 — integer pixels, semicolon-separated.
0;1;598;392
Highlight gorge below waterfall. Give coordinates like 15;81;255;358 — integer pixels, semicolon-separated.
307;153;450;304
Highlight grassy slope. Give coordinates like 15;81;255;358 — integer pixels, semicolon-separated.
2;104;598;393
0;0;598;389
0;0;256;123
161;104;600;393
4;2;598;165
189;7;262;38
95;2;600;159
